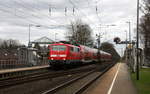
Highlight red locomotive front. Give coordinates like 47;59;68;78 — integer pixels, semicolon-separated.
48;43;81;67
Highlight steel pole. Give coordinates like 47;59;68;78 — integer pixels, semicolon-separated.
97;33;101;63
136;0;140;80
129;22;132;71
29;24;31;44
129;22;131;42
126;21;131;42
125;30;128;63
28;24;40;47
126;21;132;70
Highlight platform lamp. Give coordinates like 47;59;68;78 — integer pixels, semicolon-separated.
136;0;140;80
28;24;41;47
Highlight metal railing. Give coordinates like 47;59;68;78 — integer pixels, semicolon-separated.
0;47;49;70
0;59;48;70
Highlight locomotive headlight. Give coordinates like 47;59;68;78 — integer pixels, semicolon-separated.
51;58;53;60
63;58;66;60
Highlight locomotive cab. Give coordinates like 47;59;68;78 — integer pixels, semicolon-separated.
49;44;68;61
48;43;81;66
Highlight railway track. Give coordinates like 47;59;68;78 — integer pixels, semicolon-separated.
0;65;49;80
42;63;115;94
0;64;97;89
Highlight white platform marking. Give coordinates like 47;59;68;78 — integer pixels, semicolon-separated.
107;63;121;94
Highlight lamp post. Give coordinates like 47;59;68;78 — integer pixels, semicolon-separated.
29;24;31;44
136;0;140;80
124;30;128;63
126;21;131;43
124;30;128;45
126;21;132;71
28;24;41;47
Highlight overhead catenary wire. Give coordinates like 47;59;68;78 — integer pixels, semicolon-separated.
68;0;104;32
68;0;96;25
0;0;72;29
3;0;69;27
95;5;101;23
0;6;39;25
12;0;58;24
35;0;71;25
0;0;104;30
0;5;70;30
0;2;48;25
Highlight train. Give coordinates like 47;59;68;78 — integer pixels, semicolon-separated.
48;42;112;67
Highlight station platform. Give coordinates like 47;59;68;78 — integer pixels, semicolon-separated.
0;65;49;74
83;63;137;94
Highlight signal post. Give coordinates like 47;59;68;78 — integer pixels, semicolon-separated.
96;34;101;63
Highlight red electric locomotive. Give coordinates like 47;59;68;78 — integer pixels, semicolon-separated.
48;42;111;67
48;43;81;67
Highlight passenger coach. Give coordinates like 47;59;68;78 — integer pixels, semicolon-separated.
48;42;112;67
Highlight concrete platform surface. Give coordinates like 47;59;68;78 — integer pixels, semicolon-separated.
0;65;49;74
82;63;137;94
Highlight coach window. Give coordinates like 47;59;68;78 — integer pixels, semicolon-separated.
70;47;74;52
74;47;79;52
76;48;79;52
74;47;76;52
77;48;80;52
72;47;76;52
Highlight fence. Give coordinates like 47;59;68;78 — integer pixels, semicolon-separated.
0;48;49;70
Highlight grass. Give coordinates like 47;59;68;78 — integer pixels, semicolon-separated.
131;68;150;94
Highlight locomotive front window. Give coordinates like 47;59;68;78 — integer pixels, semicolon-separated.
52;45;66;51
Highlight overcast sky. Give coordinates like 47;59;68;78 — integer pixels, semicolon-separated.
0;0;139;56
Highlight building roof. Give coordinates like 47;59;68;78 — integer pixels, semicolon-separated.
31;36;54;44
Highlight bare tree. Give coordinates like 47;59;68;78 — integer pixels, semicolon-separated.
66;20;94;47
0;39;21;49
139;0;150;65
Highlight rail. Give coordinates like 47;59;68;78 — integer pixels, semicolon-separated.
0;64;96;89
42;63;115;94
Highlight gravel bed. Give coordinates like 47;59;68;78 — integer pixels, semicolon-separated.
0;71;90;94
53;72;101;94
0;64;101;94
